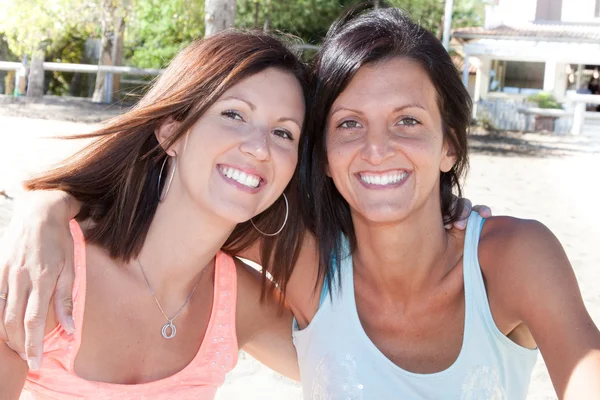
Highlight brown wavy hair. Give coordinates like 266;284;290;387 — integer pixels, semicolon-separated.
25;30;310;298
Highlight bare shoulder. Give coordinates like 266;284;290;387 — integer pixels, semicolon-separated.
478;215;563;274
477;216;573;317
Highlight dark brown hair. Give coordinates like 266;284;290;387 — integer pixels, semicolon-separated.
26;30;310;298
299;5;472;293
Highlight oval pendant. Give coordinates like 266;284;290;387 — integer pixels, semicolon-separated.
161;321;177;339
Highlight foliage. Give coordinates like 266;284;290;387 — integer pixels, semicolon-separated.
45;28;93;96
527;92;562;109
387;0;484;38
125;0;205;68
0;0;102;57
236;0;360;44
235;0;484;44
0;0;486;87
0;33;18;62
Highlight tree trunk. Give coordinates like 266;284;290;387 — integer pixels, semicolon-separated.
111;16;126;102
374;0;381;8
111;0;130;102
92;19;114;103
27;42;45;98
204;0;236;37
253;0;260;28
0;36;7;95
263;0;271;31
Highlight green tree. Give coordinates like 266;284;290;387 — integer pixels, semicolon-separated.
125;0;205;68
387;0;484;38
0;0;107;96
236;0;360;44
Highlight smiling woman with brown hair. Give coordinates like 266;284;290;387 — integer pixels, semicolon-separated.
0;29;309;399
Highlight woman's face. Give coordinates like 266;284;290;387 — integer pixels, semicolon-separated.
325;57;455;224
165;67;305;224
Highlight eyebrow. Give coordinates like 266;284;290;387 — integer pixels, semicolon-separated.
393;103;428;112
220;96;301;128
220;96;256;111
330;103;428;117
277;117;302;129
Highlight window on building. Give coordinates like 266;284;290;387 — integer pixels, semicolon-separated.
535;0;563;21
489;61;545;95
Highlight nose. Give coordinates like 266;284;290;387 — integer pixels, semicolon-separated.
239;127;271;161
360;126;394;165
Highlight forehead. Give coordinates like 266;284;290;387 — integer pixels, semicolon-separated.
332;57;438;112
222;67;305;112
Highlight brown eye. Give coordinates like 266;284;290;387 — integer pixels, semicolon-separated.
338;120;362;129
222;110;244;121
273;129;293;140
397;117;419;126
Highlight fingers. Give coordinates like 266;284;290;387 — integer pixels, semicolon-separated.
472;205;493;218
451;198;472;231
460;198;473;219
0;271;8;343
24;283;53;370
54;255;75;334
3;268;29;356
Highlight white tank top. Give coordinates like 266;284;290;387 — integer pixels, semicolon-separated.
293;212;538;399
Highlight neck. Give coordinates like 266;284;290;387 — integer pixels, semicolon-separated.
351;196;455;301
136;187;236;300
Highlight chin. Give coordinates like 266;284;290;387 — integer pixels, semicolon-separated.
354;203;412;224
212;202;261;225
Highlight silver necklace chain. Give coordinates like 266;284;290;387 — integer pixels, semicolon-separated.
137;258;208;339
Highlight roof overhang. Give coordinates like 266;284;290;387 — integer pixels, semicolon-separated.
463;39;600;65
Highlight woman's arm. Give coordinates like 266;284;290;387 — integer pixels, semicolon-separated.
234;259;300;380
0;342;29;399
0;190;80;366
0;290;61;397
482;217;600;399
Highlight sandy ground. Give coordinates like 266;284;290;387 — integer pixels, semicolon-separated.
1;97;600;399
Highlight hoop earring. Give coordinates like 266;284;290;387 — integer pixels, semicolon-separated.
158;154;177;202
251;193;289;237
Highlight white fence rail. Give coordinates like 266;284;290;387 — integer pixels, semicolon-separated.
0;61;162;75
0;61;163;103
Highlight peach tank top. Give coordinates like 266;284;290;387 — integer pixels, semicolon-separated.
21;221;238;399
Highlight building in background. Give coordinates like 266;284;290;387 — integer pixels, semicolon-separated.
453;0;600;135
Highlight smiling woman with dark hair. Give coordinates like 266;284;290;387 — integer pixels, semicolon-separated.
294;6;600;399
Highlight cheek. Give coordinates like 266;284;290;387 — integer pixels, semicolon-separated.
326;138;359;176
272;148;299;184
402;133;445;165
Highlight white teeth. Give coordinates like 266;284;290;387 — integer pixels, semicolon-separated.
360;171;408;186
220;166;261;188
